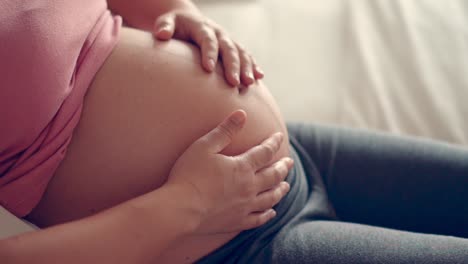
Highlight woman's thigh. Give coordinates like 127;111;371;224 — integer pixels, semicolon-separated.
267;221;468;264
287;122;468;237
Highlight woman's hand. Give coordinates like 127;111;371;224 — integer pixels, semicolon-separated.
153;9;265;87
166;110;292;235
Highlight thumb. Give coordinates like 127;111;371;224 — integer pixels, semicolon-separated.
198;110;247;153
154;14;176;40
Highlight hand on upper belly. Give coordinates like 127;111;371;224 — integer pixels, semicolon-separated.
150;7;265;87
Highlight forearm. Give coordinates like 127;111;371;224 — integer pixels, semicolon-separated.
107;0;198;31
0;184;202;264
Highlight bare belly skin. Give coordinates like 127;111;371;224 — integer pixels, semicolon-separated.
28;27;289;263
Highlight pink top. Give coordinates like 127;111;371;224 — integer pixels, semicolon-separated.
0;0;121;217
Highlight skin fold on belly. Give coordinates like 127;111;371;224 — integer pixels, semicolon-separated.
28;27;289;262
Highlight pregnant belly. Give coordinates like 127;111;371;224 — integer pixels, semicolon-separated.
28;27;289;262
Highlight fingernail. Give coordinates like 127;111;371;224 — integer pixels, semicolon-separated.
256;66;265;76
233;73;240;85
284;157;294;166
160;23;171;30
246;71;254;81
230;111;245;125
208;58;215;71
275;132;283;141
282;182;290;192
269;209;277;217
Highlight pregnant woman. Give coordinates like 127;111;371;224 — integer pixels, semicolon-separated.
1;0;468;263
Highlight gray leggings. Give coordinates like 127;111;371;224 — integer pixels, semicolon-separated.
265;123;468;264
198;123;468;263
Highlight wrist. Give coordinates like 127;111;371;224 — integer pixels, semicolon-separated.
110;0;200;31
161;182;207;230
166;0;199;13
172;1;200;15
131;183;206;234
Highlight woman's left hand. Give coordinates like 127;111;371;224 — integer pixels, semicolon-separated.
153;9;264;87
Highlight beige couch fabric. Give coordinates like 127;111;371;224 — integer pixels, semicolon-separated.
0;207;36;238
197;0;468;144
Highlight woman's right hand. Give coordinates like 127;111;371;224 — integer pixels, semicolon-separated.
166;110;293;235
